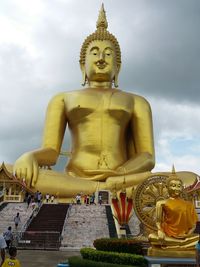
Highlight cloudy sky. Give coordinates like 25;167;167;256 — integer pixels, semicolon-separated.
0;0;200;174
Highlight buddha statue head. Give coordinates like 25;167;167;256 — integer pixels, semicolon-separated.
167;165;184;198
80;4;121;87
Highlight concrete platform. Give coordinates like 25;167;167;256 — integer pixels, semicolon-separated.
9;249;80;267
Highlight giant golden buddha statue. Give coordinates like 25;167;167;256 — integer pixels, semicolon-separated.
10;5;198;198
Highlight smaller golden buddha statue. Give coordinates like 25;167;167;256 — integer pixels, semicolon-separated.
148;167;199;257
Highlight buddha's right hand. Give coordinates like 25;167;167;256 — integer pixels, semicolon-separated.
13;152;38;188
158;229;166;240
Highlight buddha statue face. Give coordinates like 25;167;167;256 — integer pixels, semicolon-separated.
79;5;121;87
168;179;183;198
82;40;119;85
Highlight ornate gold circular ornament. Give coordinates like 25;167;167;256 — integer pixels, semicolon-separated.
133;174;169;231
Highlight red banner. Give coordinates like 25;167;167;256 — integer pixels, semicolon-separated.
125;198;133;223
112;192;134;226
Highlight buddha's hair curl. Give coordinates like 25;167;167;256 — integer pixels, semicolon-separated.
79;28;121;68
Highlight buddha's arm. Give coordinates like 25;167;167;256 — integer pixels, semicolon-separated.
117;95;155;174
14;93;67;187
156;200;166;240
186;203;198;235
41;92;67;157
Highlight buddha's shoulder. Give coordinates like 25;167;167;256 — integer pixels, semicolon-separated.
49;90;150;106
49;89;84;100
121;91;151;106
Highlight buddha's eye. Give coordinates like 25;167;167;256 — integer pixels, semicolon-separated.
90;47;99;56
104;48;112;57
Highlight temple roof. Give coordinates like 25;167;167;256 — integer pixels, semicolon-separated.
0;162;33;193
185;175;200;193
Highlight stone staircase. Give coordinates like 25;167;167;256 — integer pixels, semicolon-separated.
20;204;69;249
0;202;8;212
61;204;110;249
0;202;33;234
27;204;69;232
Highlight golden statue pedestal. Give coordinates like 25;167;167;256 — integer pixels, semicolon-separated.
148;246;195;258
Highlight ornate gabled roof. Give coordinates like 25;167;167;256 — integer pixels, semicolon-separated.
185;175;200;193
0;162;33;193
0;162;14;179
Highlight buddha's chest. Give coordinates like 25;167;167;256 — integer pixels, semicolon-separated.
65;91;133;124
164;199;187;217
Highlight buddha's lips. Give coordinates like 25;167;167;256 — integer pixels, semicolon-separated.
97;65;106;69
96;62;107;69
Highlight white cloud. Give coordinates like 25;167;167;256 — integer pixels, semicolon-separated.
151;99;200;173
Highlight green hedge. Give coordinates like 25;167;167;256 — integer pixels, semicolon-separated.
93;238;143;255
68;256;140;267
80;248;147;267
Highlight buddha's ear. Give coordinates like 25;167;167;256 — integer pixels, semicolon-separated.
80;63;87;86
114;65;121;88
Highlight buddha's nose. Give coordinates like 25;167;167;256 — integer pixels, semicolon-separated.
99;52;105;61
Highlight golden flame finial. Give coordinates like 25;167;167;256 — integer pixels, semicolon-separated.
172;164;176;174
112;183;117;198
169;164;177;180
96;3;108;29
122;173;126;193
167;164;183;186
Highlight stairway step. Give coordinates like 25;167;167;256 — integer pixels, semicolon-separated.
24;204;69;248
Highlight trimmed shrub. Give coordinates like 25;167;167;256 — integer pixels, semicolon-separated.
68;256;140;267
80;248;147;267
93;238;143;255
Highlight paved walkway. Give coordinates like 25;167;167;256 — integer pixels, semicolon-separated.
12;249;80;267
